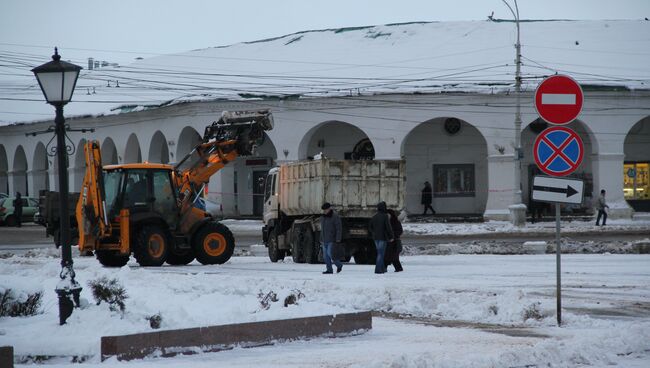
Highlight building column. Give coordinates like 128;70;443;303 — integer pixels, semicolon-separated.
48;166;59;192
29;169;50;197
0;172;8;195
8;171;27;196
592;153;633;219
484;154;516;221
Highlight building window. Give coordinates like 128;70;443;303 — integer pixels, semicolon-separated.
433;164;475;197
624;162;649;200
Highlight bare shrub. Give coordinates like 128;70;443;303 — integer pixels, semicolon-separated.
257;290;278;310
284;289;305;307
0;288;43;317
88;277;128;313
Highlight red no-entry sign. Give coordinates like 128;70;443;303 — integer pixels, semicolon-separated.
534;75;584;125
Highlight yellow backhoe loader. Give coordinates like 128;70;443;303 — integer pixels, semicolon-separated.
76;110;273;267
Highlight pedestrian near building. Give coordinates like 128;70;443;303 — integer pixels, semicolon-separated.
13;192;23;228
595;189;609;226
320;202;343;274
369;201;394;274
384;209;404;272
421;181;435;215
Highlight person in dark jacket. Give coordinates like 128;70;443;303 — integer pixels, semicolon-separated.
384;209;404;272
421;181;435;215
320;202;343;274
369;201;394;274
13;192;23;228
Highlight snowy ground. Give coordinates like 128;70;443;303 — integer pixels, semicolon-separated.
1;246;649;367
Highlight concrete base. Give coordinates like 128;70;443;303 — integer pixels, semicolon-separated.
509;204;527;227
0;346;13;368
101;311;372;361
483;209;510;222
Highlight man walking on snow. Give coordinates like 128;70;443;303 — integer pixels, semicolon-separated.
320;202;343;274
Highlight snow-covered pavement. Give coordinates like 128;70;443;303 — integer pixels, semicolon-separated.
1;248;649;367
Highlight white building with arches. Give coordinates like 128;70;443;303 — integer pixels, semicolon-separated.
1;20;649;219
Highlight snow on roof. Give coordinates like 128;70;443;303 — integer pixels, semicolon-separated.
1;19;648;125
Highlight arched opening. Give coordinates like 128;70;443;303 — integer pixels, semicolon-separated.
124;134;142;164
176;126;202;170
72;139;87;191
12;146;28;196
101;138;118;165
401;117;488;215
148;131;169;164
0;145;8;194
522;118;596;215
298;120;374;160
32;142;49;195
624;116;650;211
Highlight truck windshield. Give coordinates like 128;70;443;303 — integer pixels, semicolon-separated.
103;170;123;216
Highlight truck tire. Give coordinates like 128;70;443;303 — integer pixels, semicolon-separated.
96;250;129;267
267;229;285;263
300;227;319;264
134;225;170;267
166;249;195;265
193;222;235;265
291;226;305;264
354;240;377;265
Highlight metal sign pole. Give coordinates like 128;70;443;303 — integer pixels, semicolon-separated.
555;203;562;326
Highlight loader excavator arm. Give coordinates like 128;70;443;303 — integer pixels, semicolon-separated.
174;109;274;219
76;140;111;252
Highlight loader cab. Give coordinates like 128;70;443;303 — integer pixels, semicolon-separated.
103;164;179;228
263;167;279;225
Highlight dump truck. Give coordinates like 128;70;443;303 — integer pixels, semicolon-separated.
262;159;405;264
77;110;273;267
37;190;80;248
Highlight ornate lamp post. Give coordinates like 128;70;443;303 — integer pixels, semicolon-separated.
32;48;83;325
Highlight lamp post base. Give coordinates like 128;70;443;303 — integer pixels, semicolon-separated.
55;264;82;325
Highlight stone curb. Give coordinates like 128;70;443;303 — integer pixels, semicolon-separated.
101;311;371;361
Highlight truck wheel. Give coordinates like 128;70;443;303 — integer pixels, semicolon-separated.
300;227;319;264
193;222;235;265
267;229;285;263
134;225;170;267
291;226;305;264
53;228;61;248
166;249;195;265
96;250;129;267
354;240;377;265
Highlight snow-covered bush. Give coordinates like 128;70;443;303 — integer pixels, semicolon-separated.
88;276;128;313
0;288;43;317
146;313;162;329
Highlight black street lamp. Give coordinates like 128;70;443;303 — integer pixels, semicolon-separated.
32;48;83;325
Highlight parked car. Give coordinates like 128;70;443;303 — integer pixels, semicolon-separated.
0;193;7;199
0;196;39;226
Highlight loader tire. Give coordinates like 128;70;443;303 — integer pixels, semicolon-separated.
134;225;170;267
193;222;235;265
96;250;129;267
166;249;195;265
267;229;285;263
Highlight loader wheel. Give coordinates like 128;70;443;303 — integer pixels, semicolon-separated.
134;225;170;267
166;249;195;266
267;229;285;263
193;222;235;265
96;250;129;267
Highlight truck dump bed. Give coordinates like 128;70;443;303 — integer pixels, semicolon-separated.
279;159;405;218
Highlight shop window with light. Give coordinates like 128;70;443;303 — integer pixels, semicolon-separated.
433;164;475;197
624;162;649;200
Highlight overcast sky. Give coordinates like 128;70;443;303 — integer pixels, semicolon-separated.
1;0;649;65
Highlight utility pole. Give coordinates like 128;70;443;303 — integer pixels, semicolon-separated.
503;0;526;225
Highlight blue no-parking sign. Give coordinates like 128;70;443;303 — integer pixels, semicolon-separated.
533;126;584;177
